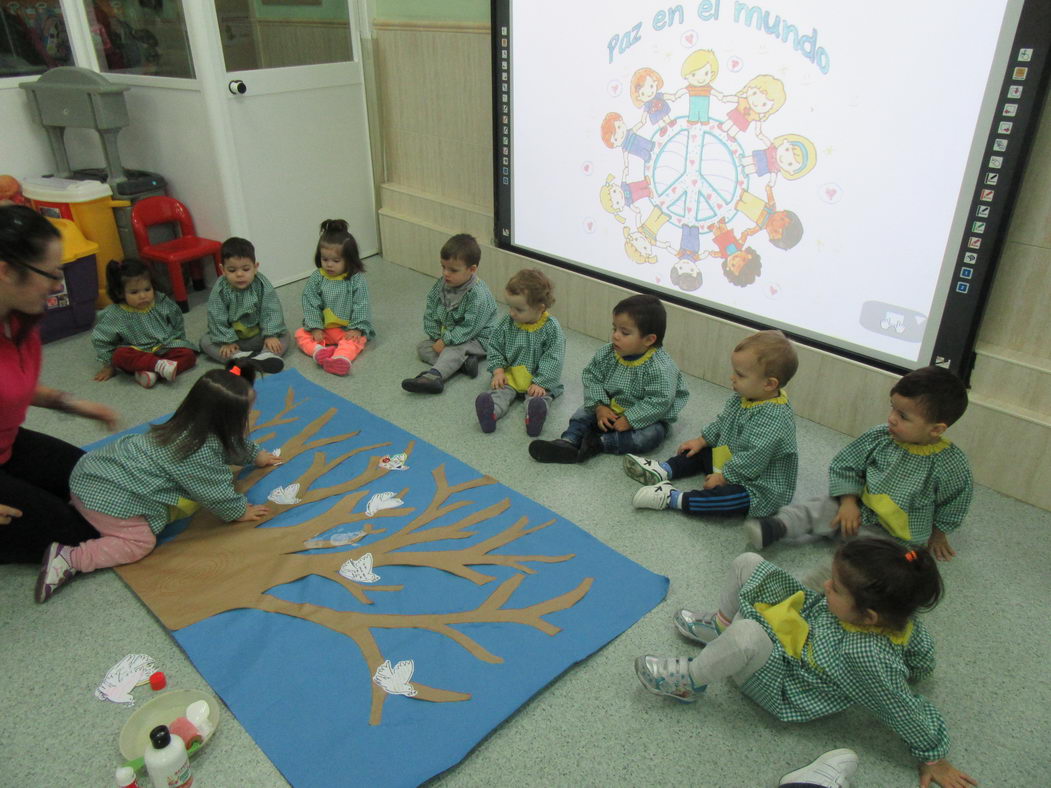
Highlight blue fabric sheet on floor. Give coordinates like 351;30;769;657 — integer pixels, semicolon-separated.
104;370;668;787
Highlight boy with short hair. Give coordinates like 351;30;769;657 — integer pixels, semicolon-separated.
402;233;498;394
748;365;972;561
200;237;289;372
529;294;689;463
626;329;798;517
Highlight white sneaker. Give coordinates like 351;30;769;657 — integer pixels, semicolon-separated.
632;482;673;510
622;454;670;485
135;370;158;388
779;749;859;788
154;359;178;381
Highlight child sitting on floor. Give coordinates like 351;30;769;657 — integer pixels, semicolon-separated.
746;366;972;561
635;538;975;788
295;220;374;377
36;362;279;602
625;330;797;519
529;294;688;463
475;269;565;436
91;258;197;389
200;236;289;373
402;233;498;394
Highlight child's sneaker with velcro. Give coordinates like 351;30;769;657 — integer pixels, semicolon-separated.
673;609;724;645
634;655;705;702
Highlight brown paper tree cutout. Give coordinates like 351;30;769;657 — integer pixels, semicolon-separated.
117;386;593;725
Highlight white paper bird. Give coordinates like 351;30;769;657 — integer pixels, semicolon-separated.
329;530;365;546
271;448;281;457
339;552;380;583
365;491;403;517
95;653;157;706
379;453;409;471
268;482;301;505
373;659;417;697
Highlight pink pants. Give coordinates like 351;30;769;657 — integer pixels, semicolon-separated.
111;346;197;375
294;327;367;361
67;493;156;572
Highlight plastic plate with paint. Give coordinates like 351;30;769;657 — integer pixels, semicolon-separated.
119;689;220;764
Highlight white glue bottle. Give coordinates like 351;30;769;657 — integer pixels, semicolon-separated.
144;725;193;788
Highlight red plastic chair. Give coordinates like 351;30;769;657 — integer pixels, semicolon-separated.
131;196;222;313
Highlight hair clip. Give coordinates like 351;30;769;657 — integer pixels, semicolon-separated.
230;365;242;376
904;550;918;562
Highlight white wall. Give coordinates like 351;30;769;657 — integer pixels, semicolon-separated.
0;86;65;179
1;79;233;246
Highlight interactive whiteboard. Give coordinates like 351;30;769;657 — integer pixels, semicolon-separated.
494;0;1051;375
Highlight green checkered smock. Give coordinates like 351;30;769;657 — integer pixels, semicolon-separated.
206;272;287;344
70;431;260;535
485;312;565;396
91;293;197;365
700;391;797;517
582;345;689;429
736;559;949;762
829;425;973;546
301;270;375;337
423;277;498;348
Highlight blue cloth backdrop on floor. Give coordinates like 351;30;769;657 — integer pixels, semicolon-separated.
105;370;668;787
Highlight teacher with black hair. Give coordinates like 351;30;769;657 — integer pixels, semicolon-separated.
0;204;118;563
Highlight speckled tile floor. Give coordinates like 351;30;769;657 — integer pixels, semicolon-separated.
2;255;1048;787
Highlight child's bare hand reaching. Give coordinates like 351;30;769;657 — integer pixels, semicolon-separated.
832;496;862;536
94;365;115;382
612;414;632;432
235;504;270;522
263;337;283;354
919;758;977;788
926;530;956;561
254;450;283;468
527;383;548;398
491;369;507;389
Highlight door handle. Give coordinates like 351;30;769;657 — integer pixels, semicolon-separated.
228;80;247;95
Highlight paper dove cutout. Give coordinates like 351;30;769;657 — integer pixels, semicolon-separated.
373;659;417;697
339;552;380;583
365;491;403;516
379;453;409;471
268;482;301;505
271;448;281;457
329;530;365;546
95;653;157;706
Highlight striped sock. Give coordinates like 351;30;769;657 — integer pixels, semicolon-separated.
669;490;683;509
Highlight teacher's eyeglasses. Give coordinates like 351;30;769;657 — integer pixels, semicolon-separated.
12;259;63;282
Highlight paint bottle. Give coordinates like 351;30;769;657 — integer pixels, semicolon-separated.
115;765;141;788
144;725;193;788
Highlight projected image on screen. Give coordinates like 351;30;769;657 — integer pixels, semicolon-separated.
496;0;1039;370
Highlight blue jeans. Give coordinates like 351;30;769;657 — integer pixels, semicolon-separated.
560;406;668;455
